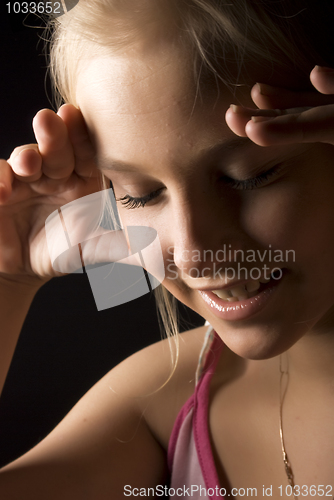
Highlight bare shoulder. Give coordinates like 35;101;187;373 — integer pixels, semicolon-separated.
116;323;208;391
96;323;207;400
124;323;208;448
0;324;207;500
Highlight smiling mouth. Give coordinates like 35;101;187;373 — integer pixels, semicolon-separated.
208;269;283;302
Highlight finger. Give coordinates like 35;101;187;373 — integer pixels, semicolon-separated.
0;160;14;203
225;104;312;137
310;65;334;95
225;106;249;137
48;226;130;274
244;105;334;147
250;81;334;110
57;105;97;178
32;109;75;180
8;145;43;183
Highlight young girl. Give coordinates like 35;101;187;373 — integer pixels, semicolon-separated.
1;0;334;498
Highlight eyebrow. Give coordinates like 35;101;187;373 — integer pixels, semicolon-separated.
96;136;252;172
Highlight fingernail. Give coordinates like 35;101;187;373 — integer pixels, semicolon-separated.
230;104;243;113
315;65;334;73
12;153;21;165
255;83;264;94
12;153;27;175
251;116;275;123
12;155;22;170
255;83;277;96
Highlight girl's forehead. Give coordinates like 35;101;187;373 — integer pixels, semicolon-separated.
75;48;307;172
76;53;241;165
76;48;254;138
77;46;199;112
76;40;308;124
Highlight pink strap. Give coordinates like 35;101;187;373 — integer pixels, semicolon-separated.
193;333;224;498
168;332;224;499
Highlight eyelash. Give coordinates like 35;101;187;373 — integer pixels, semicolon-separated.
223;163;284;190
116;188;164;209
116;164;284;209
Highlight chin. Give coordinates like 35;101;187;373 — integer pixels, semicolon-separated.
214;322;306;361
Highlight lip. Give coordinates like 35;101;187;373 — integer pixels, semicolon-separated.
198;270;285;321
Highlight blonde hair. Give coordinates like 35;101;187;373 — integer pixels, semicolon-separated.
48;0;334;107
46;0;334;365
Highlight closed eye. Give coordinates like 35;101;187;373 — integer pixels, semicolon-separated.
116;187;165;209
116;163;285;209
222;163;285;190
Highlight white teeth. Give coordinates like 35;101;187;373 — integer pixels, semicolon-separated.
245;280;260;293
230;285;248;300
212;289;232;299
212;284;249;301
210;271;281;303
226;297;239;302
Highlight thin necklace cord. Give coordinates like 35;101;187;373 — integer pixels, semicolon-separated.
279;354;298;500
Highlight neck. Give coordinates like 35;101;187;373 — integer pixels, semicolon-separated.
245;321;334;402
286;326;334;390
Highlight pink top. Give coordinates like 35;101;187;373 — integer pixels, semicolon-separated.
167;327;225;499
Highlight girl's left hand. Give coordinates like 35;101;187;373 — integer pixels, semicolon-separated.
225;65;334;147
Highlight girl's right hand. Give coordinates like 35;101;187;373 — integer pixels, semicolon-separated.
225;65;334;147
0;104;108;290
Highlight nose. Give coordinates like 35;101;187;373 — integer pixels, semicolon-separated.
169;189;239;279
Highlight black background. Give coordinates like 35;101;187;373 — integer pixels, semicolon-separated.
0;7;203;467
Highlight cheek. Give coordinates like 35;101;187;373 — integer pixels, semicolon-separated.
115;204;175;283
117;204;164;230
242;161;334;253
239;183;306;250
241;168;334;294
287;172;334;268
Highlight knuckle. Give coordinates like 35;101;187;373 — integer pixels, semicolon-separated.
293;114;306;141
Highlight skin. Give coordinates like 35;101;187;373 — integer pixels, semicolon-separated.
1;32;334;498
75;49;334;493
77;43;334;373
